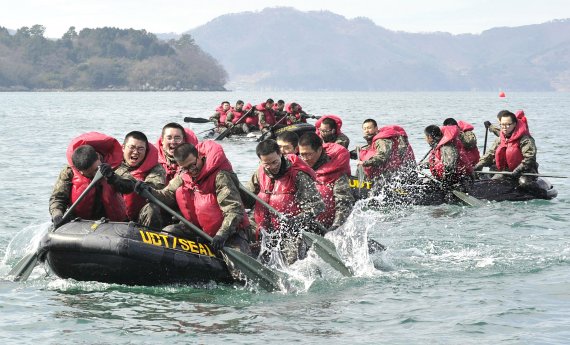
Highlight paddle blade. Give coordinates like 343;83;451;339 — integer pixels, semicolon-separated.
367;239;387;254
302;231;353;277
452;190;486;207
183;117;211;124
8;252;39;282
215;128;232;140
222;247;285;292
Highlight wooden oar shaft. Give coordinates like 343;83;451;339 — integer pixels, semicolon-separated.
476;171;567;179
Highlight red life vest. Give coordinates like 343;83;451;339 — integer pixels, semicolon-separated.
429;126;473;179
66;132;127;221
359;125;415;178
256;102;276;126
230;105;258;126
123;143;159;221
156;128;198;184
253;154;316;234
314;115;344;138
457;120;480;166
515;110;529;130
284;103;306;125
495;121;530;171
215;105;229;125
314;143;350;228
175;141;249;237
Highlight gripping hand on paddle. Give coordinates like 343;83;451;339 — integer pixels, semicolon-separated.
211;233;230;251
134;180;150;195
99;163;116;183
51;213;63;227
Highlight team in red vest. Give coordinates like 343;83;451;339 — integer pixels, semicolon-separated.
49;132;131;225
423;125;474;187
114;131;166;229
475;110;538;188
244;139;325;264
156;122;198;185
298;133;354;231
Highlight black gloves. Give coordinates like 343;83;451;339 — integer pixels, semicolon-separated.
52;213;63;227
211;233;229;251
349;149;358;160
484;120;492;129
473;163;484;172
134;180;150;195
99;163;115;181
512;165;524;178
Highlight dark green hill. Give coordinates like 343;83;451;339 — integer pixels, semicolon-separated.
0;25;227;91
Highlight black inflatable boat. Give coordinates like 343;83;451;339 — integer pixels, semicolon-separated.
38;219;234;285
349;176;558;205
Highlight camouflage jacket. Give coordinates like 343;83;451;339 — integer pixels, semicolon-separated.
477;135;538;172
460;131;478;150
312;152;354;229
150;170;244;239
49;165;134;219
114;161;166;193
245;158;325;219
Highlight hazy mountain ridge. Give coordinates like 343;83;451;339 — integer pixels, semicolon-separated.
188;7;570;91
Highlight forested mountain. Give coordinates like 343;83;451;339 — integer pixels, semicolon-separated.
0;25;227;91
188;7;570;91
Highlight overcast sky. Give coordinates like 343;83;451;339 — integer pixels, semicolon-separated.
4;0;570;38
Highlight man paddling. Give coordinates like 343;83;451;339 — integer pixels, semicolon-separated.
49;132;131;226
136;141;251;253
225;100;258;134
423;125;473;190
315;115;350;148
255;98;278;133
298;133;354;232
358;119;417;188
443;118;480;167
244;139;325;265
114;131;165;229
474;110;539;190
209;101;231;131
156;122;198;185
276;131;299;155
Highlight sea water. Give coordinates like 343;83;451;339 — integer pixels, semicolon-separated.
0;92;569;344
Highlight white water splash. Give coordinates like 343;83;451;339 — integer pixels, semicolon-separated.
1;222;50;275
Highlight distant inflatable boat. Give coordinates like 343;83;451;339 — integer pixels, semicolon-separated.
204;123;316;141
38;220;234;285
349;176;557;205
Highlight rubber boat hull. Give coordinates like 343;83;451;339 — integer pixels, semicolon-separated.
204;122;316;140
349;176;557;205
39;220;234;286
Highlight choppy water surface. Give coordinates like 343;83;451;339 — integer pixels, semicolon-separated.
1;92;569;344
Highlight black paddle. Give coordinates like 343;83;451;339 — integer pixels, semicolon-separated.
238;184;353;276
257;114;289;142
139;188;285;292
183;117;212;124
483;121;490;154
418;170;485;207
215;107;254;141
9;169;105;282
476;171;567;179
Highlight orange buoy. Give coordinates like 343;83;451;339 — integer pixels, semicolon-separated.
499;91;506;98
